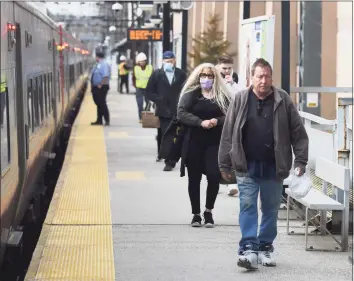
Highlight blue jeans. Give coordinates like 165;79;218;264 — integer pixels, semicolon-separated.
136;88;149;120
236;161;283;253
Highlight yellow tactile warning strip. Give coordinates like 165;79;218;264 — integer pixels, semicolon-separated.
25;85;115;281
35;226;114;281
52;97;111;224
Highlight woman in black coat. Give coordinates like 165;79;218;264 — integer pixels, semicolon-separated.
177;62;232;228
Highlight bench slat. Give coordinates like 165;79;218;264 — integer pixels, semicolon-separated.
315;157;351;191
285;188;344;210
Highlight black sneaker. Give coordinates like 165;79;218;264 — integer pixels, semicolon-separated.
203;211;214;228
191;215;202;227
163;164;173;171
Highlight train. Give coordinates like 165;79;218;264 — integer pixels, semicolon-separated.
0;1;94;268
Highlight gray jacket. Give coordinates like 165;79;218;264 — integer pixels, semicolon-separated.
218;86;309;179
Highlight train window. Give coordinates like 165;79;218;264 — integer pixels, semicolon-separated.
57;71;60;102
33;78;39;129
37;76;44;122
69;64;75;87
27;79;34;133
46;74;50;115
43;74;48;117
1;75;11;172
65;57;69;95
48;73;52;113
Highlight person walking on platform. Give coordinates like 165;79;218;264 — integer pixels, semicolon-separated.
216;55;243;197
217;55;244;96
132;52;153;123
177;63;231;228
146;51;187;171
90;50;111;126
118;55;130;94
218;58;309;269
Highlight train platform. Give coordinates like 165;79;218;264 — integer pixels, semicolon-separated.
25;80;351;281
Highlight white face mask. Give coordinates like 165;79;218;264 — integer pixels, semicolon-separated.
163;62;174;72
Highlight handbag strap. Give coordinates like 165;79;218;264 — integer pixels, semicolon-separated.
144;101;154;111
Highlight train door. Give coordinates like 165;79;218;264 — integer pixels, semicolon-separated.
65;53;69;104
52;38;58;124
14;23;27;189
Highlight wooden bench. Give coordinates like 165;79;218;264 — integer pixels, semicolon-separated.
285;157;351;251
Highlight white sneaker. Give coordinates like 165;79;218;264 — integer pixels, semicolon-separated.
258;250;276;267
227;188;239;196
237;250;258;270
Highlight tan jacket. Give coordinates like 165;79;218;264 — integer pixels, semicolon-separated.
218;86;309;179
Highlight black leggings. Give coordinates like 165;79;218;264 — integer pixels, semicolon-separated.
186;143;221;215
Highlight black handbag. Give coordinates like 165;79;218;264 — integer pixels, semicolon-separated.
159;115;186;162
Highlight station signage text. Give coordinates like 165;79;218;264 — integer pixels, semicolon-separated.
127;29;163;41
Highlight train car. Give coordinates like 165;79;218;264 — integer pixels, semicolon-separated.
0;1;92;268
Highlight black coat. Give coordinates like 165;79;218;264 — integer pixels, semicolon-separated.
145;68;187;119
178;89;229;177
160;89;236;184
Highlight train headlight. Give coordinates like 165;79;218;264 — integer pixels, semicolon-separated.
7;23;16;51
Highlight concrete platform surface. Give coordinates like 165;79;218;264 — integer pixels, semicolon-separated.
104;82;352;281
25;80;352;281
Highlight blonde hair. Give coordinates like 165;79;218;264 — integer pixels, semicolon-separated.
179;63;231;113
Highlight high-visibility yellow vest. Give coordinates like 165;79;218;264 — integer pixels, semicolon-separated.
134;65;153;89
0;75;6;93
119;62;129;75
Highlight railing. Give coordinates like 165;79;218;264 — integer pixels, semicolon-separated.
289;87;353;184
293;90;353;262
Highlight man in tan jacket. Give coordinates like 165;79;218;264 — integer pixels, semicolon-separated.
218;58;308;270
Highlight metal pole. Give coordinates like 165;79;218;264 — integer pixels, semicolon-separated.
280;0;291;208
131;2;136;63
181;10;188;72
281;0;290;95
298;1;305;111
336;98;352;243
163;2;171;52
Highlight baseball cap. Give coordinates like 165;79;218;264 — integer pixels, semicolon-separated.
163;51;175;59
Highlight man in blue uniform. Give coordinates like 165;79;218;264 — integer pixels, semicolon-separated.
91;50;111;126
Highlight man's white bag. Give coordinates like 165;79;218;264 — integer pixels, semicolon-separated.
288;167;312;199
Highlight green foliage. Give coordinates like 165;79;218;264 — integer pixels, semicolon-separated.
188;13;237;70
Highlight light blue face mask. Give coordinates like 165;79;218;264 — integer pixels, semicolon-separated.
163;62;174;72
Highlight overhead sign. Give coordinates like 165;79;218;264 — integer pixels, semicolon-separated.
127;29;163;41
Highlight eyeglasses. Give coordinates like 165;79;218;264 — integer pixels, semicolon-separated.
199;73;214;79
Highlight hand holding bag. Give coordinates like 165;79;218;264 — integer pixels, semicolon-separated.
288;168;312;199
220;170;237;185
141;102;160;128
